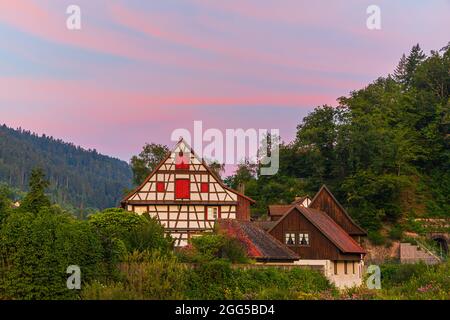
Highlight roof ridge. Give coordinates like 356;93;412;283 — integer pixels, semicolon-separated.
310;184;366;235
121;139;256;205
302;207;365;253
245;221;299;259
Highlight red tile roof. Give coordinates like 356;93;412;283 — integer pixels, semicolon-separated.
218;219;299;261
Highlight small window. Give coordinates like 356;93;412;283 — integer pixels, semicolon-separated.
200;182;209;193
175;151;189;170
344;261;348;275
175;179;190;199
156;182;165;192
298;233;309;246
207;207;219;220
352;261;356;274
285;233;295;245
334;262;338;275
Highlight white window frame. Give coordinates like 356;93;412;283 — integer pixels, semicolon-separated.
207;207;219;220
285;233;296;245
298;232;310;246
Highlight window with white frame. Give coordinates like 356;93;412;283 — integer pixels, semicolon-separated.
298;233;310;246
207;207;219;220
285;233;295;245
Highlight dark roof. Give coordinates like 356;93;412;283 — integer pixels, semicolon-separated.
268;196;310;217
218;219;299;261
309;185;366;236
252;220;277;231
268;205;292;216
268;206;366;255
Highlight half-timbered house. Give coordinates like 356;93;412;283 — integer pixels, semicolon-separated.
121;139;255;246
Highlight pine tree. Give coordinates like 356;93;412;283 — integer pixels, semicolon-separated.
20;168;51;214
404;44;426;85
394;54;407;84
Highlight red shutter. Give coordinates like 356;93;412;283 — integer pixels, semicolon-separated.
156;182;165;192
175;152;189;170
175;179;190;199
200;182;209;193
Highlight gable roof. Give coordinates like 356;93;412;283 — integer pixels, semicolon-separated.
252;220;277;231
268;194;311;217
121;138;255;205
268;205;292;216
310;185;366;236
268;205;365;255
218;219;299;261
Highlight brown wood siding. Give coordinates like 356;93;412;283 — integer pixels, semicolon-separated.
269;209;360;261
236;196;251;221
310;190;364;235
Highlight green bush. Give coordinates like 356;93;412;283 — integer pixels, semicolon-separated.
120;250;187;299
388;225;404;240
81;281;138;300
184;261;334;300
368;230;386;245
0;206;104;299
88;209;172;267
378;261;450;300
82;250;187;300
125;215;173;253
380;262;429;287
183;234;248;263
185;260;237;299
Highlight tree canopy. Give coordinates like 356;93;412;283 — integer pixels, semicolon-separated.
225;43;450;231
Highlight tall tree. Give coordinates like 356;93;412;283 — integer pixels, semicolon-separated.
0;184;12;224
404;44;426;86
224;160;257;193
20;168;51;214
393;54;408;84
130;143;169;185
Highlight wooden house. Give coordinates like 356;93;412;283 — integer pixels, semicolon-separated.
121;139;255;246
262;185;367;288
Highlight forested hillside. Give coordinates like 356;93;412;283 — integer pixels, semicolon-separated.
0;125;132;210
226;43;450;236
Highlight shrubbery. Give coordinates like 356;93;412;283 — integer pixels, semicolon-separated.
184;260;334;300
0;206;104;299
88;208;173;269
377;261;450;300
179;233;248;263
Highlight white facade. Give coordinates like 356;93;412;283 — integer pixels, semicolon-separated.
124;140;242;246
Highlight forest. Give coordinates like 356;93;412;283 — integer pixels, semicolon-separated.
222;43;450;240
0;125;132;212
0;168;449;300
129;43;450;243
0;42;449;300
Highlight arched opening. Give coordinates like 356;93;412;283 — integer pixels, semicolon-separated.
432;236;448;257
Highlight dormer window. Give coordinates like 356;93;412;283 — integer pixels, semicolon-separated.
175;150;189;170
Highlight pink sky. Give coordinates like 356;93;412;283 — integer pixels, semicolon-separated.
0;0;449;162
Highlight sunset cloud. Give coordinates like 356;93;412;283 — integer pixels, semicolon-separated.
0;0;448;160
